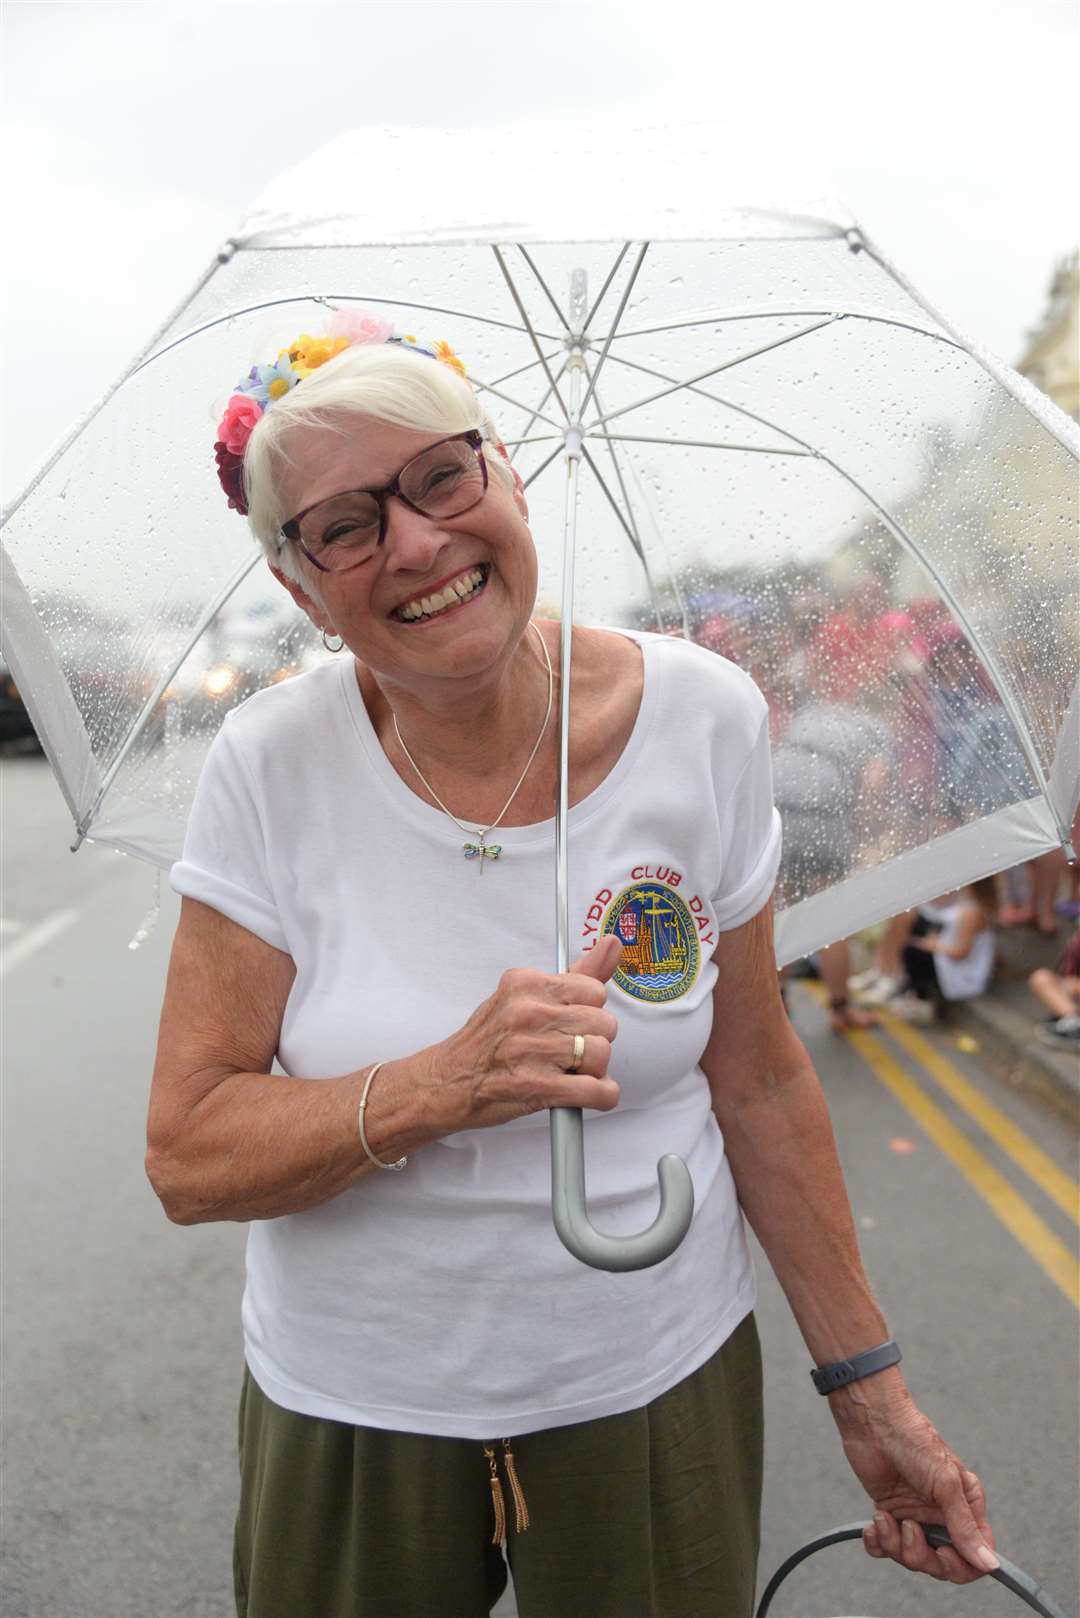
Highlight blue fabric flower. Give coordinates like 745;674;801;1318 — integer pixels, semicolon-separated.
235;353;301;408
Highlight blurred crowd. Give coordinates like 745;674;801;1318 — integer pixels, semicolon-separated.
675;566;1080;1052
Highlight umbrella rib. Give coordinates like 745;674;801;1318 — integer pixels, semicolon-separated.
2;242;235;529
513;242;632;345
860;235;1080;462
586;384;647;546
577;444;650;569
589;307;969;351
591;433;810;455
477;352;581;457
583;367;681;633
584;244;633;335
497;355;574;464
582;347;820;452
492;247;572;424
498;434;565;447
468;372;567;433
312;293;562;342
519;442;566;490
577;244;650;426
72;553;266;847
581;318;839;434
576;407;694;649
497;249;628;458
522;327;648;557
515;247;572;333
486;348;566;389
579;439;685;638
133;295;564;378
506;244;637;438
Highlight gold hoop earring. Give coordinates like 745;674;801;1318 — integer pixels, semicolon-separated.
322;630;344;653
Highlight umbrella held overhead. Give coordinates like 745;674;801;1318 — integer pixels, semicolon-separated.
2;123;1077;1272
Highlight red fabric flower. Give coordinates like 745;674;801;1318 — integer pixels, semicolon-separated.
214;441;248;514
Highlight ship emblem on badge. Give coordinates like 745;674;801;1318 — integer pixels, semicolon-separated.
602;882;700;1003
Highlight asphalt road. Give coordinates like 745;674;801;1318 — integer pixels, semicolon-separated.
2;753;1078;1618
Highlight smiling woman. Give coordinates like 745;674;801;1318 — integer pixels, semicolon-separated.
145;310;998;1618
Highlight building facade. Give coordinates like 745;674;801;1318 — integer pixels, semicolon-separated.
1016;250;1079;422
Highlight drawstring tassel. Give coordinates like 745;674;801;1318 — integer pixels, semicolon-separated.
482;1441;530;1542
483;1446;507;1546
501;1439;530;1533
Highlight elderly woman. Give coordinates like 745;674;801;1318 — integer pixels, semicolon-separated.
147;318;998;1618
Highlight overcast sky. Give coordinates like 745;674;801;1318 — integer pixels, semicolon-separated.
2;0;1077;503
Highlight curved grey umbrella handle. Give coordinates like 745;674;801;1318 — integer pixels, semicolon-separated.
550;1106;695;1272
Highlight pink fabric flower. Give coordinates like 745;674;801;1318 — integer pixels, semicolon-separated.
324;309;395;345
217;393;264;457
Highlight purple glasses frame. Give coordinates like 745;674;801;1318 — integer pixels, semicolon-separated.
280;429;489;572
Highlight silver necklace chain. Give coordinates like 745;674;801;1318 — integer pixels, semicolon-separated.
391;621;554;868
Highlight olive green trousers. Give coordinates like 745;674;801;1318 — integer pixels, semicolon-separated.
234;1310;763;1618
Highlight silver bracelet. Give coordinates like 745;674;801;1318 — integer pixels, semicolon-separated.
357;1062;408;1172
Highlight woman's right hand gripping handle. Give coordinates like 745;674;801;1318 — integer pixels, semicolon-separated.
424;934;624;1136
147;898;622;1223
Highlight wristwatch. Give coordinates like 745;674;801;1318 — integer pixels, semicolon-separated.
811;1339;902;1394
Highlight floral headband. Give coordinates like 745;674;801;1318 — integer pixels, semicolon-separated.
213;310;470;517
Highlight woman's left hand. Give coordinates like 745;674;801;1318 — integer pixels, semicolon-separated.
837;1394;998;1583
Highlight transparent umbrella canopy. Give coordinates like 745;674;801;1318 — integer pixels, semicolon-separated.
3;123;1077;1270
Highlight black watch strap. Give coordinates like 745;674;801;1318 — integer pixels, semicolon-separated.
811;1339;902;1394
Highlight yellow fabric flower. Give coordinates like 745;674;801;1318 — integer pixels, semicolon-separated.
433;339;467;379
307;336;350;370
285;333;350;379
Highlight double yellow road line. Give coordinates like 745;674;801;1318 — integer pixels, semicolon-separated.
803;985;1080;1309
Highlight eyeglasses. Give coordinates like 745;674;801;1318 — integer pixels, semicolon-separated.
281;430;489;573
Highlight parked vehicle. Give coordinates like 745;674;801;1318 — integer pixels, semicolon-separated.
0;659;42;751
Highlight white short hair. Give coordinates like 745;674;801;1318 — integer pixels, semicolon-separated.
241;342;512;584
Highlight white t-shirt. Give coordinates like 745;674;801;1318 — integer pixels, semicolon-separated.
170;627;782;1439
933;900;995;1000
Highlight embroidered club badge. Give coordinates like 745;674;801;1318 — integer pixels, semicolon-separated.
602;882;700;1003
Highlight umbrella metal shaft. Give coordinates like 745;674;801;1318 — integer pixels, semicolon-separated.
548;270;694;1273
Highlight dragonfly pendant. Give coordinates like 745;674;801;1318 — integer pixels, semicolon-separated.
463;838;503;872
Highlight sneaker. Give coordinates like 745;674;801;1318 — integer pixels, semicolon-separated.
848;967;885;992
885;992;936;1024
1035;1015;1080;1050
855;973;903;1006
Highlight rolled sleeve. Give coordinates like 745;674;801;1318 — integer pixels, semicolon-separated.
169;717;289;953
712;710;783;931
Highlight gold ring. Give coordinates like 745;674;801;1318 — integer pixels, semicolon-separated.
567;1033;586;1074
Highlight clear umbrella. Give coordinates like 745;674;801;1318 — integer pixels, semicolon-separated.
2;123;1077;1271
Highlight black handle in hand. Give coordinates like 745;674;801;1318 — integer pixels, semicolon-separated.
754;1521;1071;1618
